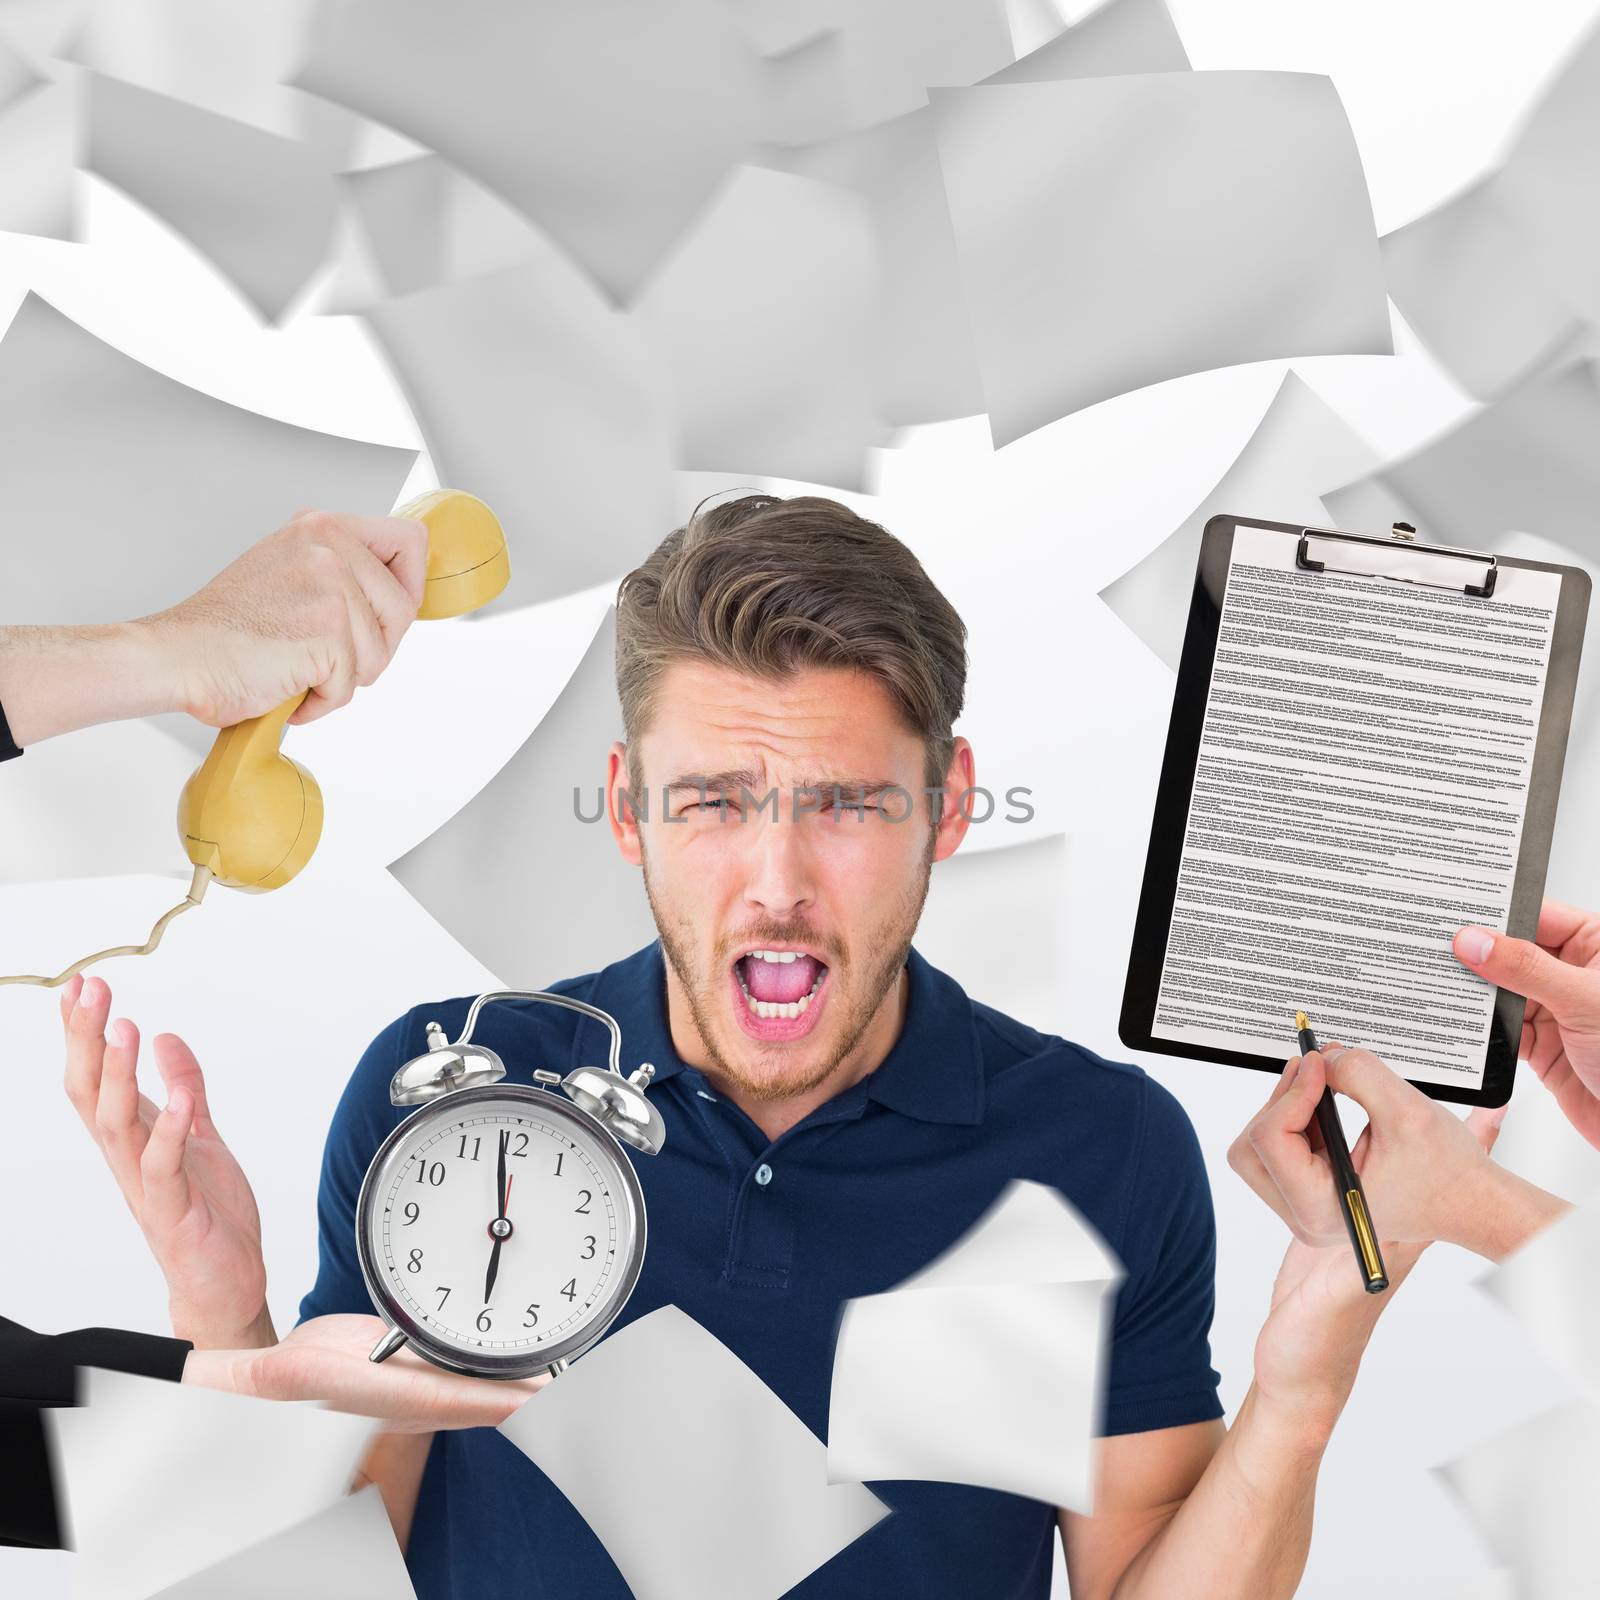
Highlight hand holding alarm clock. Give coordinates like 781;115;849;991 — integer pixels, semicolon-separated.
359;990;665;1380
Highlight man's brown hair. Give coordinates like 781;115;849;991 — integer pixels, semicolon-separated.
614;494;967;795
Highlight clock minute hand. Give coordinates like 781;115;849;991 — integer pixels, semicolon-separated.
484;1129;511;1305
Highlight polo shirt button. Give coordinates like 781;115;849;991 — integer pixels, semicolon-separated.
753;1162;773;1187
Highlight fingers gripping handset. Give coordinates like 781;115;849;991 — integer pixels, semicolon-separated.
178;489;510;891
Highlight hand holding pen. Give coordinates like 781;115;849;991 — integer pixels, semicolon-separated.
1228;1021;1541;1273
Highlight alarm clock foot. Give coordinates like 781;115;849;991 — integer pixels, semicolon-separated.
369;1328;408;1364
546;1357;569;1379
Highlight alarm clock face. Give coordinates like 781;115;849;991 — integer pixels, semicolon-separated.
356;1084;647;1378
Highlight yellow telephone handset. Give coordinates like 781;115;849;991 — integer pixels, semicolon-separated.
1;489;509;986
177;489;509;892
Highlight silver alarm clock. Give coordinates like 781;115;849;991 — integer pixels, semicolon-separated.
357;990;664;1380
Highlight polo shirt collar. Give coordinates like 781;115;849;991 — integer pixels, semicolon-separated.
575;939;986;1127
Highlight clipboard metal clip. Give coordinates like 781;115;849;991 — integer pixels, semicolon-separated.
1296;522;1498;598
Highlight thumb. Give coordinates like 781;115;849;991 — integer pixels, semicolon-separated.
1465;1102;1509;1157
1453;926;1598;1024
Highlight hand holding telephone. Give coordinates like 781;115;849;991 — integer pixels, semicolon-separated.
1;489;510;986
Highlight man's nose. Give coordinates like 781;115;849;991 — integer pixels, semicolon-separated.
740;798;817;917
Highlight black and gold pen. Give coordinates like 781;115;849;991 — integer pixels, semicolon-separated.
1295;1011;1388;1294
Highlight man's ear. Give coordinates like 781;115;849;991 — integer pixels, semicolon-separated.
607;741;644;866
930;736;975;864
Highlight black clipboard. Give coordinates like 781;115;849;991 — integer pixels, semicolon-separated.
1119;513;1591;1108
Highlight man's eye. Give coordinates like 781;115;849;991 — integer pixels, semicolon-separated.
688;798;731;813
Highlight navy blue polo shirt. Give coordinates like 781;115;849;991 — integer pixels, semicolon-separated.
299;939;1223;1598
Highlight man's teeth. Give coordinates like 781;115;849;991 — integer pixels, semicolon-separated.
735;955;824;1019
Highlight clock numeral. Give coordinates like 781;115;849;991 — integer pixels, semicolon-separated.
412;1158;446;1186
476;1308;493;1333
523;1304;540;1328
458;1134;482;1162
407;1248;423;1273
402;1202;420;1226
553;1151;563;1177
435;1286;451;1310
575;1189;591;1214
560;1278;577;1302
581;1234;596;1260
508;1132;529;1158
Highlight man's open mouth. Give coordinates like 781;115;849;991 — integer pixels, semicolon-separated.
732;947;829;1021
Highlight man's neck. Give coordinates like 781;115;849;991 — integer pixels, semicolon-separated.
670;966;909;1143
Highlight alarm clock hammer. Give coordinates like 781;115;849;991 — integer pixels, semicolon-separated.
355;989;665;1382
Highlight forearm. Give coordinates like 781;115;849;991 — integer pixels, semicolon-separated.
356;1430;432;1551
1111;1386;1329;1600
0;620;177;744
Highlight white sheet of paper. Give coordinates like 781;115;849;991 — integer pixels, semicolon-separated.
631;164;889;489
85;71;338;322
1435;1398;1600;1600
47;1367;376;1600
145;1487;415;1600
1476;1197;1600;1400
1101;372;1378;671
390;607;659;987
911;835;1072;1037
499;1305;889;1600
0;0;87;57
0;717;197;886
64;0;324;140
930;71;1391;447
1149;522;1564;1090
1372;358;1600;568
334;154;542;308
984;0;1189;84
1496;18;1600;326
1380;174;1581;401
777;107;984;427
289;589;615;870
365;261;674;612
294;0;766;303
754;0;1014;138
0;293;416;631
826;1178;1122;1512
0;75;75;239
0;23;40;109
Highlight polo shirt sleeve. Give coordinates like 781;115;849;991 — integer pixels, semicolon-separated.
297;1009;415;1326
1100;1074;1225;1436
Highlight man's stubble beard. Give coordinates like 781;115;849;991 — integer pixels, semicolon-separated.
638;823;938;1105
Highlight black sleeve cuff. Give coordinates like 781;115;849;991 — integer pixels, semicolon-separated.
0;1316;192;1551
0;693;22;761
0;1315;192;1406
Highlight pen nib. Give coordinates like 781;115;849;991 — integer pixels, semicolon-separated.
1294;1010;1309;1031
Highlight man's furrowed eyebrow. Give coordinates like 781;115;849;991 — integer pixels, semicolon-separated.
659;772;905;797
662;768;766;794
792;778;905;799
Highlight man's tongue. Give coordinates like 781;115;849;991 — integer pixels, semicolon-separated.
740;954;823;1005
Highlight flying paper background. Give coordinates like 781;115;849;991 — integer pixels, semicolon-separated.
2;2;1599;1596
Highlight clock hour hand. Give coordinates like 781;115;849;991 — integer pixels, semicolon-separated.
484;1235;503;1305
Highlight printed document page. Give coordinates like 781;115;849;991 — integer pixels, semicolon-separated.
1152;523;1562;1088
